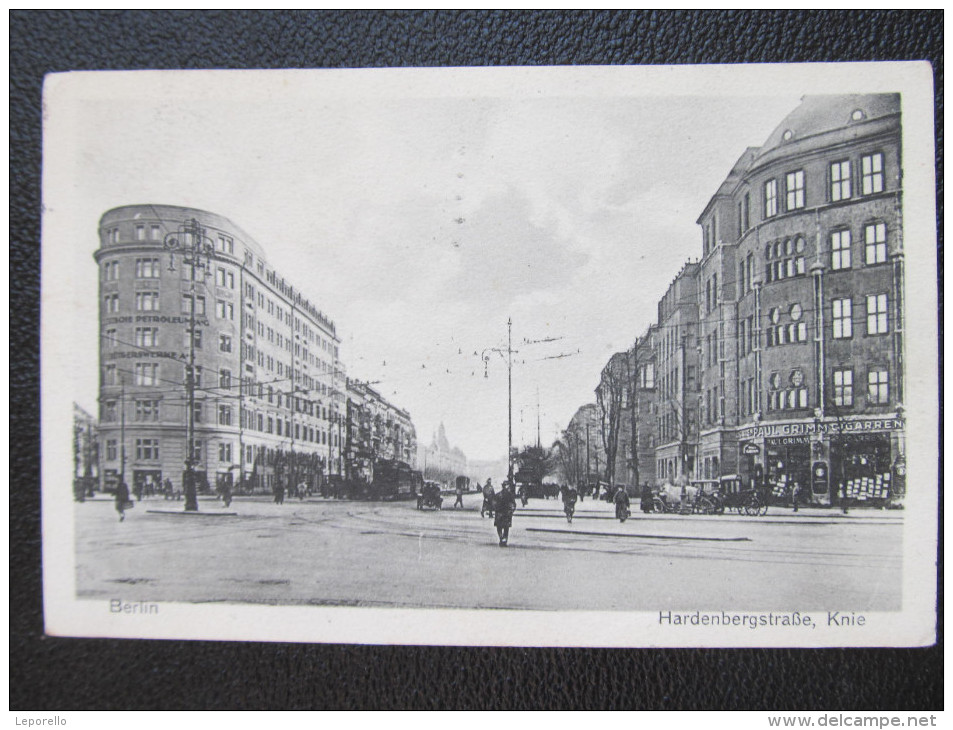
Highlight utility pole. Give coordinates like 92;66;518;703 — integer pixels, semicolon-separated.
585;422;591;488
119;376;126;489
508;317;513;484
536;385;541;450
164;217;216;511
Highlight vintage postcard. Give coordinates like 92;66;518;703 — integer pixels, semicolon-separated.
41;63;937;647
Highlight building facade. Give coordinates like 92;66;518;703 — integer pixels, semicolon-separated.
94;204;347;495
624;326;658;489
689;93;905;505
345;379;418;485
419;422;466;483
653;262;700;484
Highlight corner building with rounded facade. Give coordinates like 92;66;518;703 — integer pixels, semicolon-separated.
94;204;346;495
691;94;905;506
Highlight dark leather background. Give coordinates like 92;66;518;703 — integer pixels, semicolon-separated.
10;10;942;710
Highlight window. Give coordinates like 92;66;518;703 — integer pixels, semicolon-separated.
218;442;232;462
191;440;203;462
104;294;120;313
104;328;118;347
106;440;118;461
831;160;851;201
216;300;234;320
218;405;232;426
102;400;117;421
110;228;120;244
104;363;118;385
103;261;119;280
134;362;158;386
135;292;160;311
193;366;203;387
220;369;232;389
765;238;806;282
831;229;851;270
135;258;161;278
833;368;853;407
184;328;202;349
136;225;145;241
866;294;889;335
832;298;852;339
134;399;160;421
219;334;232;353
135;438;160;460
150;224;161;241
217;235;234;254
216;267;235;289
743;192;750;232
181;295;206;315
785;170;805;210
861;153;884;195
865;222;887;265
193;402;204;423
764;179;777;218
868;369;889;405
135;327;159;347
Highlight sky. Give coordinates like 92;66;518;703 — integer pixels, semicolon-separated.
51;69;805;461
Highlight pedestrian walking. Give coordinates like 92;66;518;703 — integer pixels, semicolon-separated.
494;482;517;546
791;482;800;512
454;480;464;509
614;486;631;522
115;479;130;522
561;484;578;523
274;480;285;505
481;479;495;518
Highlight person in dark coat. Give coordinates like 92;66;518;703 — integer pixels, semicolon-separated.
561;484;578;523
494;482;517;546
115;480;130;522
640;482;653;513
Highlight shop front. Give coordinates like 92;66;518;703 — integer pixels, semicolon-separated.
737;415;904;508
764;437;811;506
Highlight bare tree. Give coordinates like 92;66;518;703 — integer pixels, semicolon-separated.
554;425;583;487
597;352;628;486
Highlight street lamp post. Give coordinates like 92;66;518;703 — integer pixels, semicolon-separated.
164;218;216;512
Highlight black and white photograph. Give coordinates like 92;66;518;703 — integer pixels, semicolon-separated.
40;62;937;648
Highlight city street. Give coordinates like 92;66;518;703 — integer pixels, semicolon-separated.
75;493;903;612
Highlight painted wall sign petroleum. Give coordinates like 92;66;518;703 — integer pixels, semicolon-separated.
739;418;903;441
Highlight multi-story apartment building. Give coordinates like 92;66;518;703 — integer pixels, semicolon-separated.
692;94;904;505
94;205;347;495
625;325;658;489
654;262;700;484
345;379;418;484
